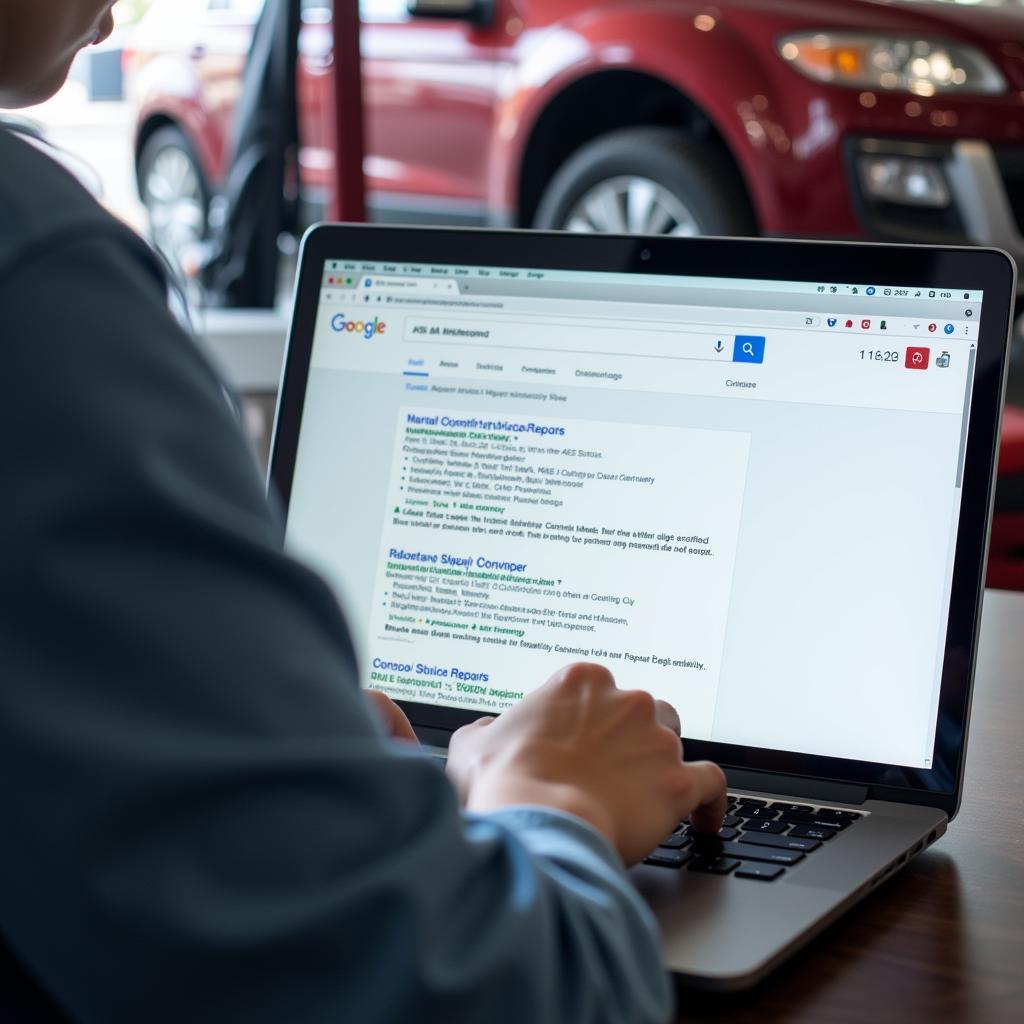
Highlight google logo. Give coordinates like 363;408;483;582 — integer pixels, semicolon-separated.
331;314;387;340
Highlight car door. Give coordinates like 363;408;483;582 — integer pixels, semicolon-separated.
359;0;506;225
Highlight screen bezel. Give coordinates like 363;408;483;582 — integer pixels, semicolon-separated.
270;224;1015;818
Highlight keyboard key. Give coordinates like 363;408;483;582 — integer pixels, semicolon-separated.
775;811;819;826
809;817;851;832
722;814;741;828
688;827;729;843
717;826;740;841
715;841;804;865
645;848;693;868
687;825;732;840
742;820;788;834
778;815;851;831
770;802;814;814
740;832;821;853
689;835;722;853
659;830;691;850
817;808;861;819
788;825;836;841
743;806;781;821
735;864;786;881
689;857;740;875
734;797;768;808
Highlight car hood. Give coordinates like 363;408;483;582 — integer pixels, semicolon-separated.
884;0;1024;37
745;0;1024;39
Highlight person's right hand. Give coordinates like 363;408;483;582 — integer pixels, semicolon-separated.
446;662;727;866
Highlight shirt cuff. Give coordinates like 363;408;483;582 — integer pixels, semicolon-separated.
470;805;627;873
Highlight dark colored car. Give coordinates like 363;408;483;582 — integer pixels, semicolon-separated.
126;0;1024;287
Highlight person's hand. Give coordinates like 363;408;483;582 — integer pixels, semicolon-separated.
445;663;726;865
365;689;419;744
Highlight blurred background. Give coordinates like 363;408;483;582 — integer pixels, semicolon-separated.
10;0;1024;585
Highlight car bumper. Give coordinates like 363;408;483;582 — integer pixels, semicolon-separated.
848;137;1024;293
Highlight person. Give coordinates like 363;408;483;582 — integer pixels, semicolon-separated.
0;3;727;1022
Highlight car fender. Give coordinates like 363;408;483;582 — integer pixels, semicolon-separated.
132;55;227;188
492;4;822;230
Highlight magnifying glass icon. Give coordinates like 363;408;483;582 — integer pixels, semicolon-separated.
733;335;765;363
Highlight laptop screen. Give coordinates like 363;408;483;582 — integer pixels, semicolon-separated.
283;257;983;771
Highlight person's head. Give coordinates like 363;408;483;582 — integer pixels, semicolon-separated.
0;1;117;108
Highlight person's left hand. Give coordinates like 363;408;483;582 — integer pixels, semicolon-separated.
365;689;419;744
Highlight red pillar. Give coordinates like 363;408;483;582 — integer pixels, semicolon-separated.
330;0;366;222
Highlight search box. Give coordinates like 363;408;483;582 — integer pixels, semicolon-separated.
403;316;752;364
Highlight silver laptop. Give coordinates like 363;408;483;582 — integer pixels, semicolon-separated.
269;225;1015;989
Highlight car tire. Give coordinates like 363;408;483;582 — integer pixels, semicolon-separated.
532;127;755;237
137;124;211;275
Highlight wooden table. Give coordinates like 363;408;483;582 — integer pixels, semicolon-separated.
675;589;1024;1024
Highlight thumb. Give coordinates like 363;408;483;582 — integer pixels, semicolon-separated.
450;715;497;747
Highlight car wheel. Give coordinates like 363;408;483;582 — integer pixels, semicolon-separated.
137;125;210;276
533;127;755;237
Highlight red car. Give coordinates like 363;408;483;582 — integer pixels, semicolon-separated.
126;0;1024;286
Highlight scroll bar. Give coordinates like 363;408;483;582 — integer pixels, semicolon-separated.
955;345;977;489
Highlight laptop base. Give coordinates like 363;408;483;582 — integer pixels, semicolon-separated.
634;788;947;990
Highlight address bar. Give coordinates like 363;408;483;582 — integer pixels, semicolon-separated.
402;314;778;363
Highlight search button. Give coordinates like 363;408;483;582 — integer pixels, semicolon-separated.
733;335;766;364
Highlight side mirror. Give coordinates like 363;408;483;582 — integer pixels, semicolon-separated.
406;0;495;27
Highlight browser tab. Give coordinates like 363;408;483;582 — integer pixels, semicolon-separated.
361;276;459;295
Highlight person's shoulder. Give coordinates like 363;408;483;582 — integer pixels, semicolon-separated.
0;126;158;286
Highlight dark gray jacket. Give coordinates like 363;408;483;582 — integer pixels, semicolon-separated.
0;129;671;1024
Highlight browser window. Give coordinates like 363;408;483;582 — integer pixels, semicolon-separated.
285;260;982;770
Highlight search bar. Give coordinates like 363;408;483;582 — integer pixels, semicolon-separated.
403;316;767;364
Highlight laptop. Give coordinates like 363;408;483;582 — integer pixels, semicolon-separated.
269;224;1015;989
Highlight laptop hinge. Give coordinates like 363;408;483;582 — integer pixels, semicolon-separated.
725;768;869;807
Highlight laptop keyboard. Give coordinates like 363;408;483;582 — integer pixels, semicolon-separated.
643;794;866;881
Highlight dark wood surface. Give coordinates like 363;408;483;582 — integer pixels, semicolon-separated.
675;589;1024;1024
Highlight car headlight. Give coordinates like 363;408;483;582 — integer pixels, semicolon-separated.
777;33;1007;96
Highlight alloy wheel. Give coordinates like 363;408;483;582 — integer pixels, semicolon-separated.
563;175;701;236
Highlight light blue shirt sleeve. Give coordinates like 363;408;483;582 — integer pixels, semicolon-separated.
468;806;675;1023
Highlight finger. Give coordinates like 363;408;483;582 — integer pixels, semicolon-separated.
683;761;729;835
445;716;497;804
388;712;420;745
654;699;681;737
448;715;496;750
549;661;616;692
364;690;419;744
